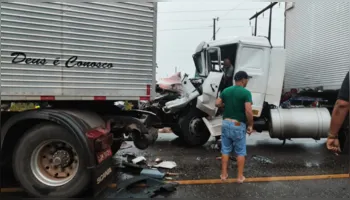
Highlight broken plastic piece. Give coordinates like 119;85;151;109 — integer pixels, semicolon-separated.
132;156;146;164
155;158;162;163
140;169;165;179
120;141;132;149
166;172;180;176
122;152;136;157
154;161;177;169
109;175;179;198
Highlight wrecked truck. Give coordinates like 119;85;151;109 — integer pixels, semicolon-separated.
142;35;348;155
0;1;160;198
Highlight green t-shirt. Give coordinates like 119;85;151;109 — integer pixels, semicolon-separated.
219;85;253;123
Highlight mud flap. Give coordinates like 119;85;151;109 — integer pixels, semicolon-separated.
202;116;223;137
92;157;114;197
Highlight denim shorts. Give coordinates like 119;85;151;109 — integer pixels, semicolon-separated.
221;120;247;156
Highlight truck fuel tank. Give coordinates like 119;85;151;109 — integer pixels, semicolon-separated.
269;107;331;139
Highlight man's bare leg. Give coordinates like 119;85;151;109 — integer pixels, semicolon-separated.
236;155;246;183
221;154;229;179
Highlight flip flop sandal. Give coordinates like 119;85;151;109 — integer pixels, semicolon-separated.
220;174;228;181
237;176;246;184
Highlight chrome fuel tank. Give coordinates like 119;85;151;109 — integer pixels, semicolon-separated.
269;107;331;139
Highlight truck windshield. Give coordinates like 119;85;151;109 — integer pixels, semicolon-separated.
193;52;205;77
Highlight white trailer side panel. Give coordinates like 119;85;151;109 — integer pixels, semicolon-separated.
1;2;157;101
284;2;350;91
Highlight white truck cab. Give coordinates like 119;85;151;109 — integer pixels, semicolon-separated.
165;36;286;137
160;35;330;147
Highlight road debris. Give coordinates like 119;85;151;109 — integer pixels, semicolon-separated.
120;141;132;149
109;176;178;198
215;156;237;161
251;155;273;164
154;161;177;169
114;154;179;181
132;156;146;164
155;158;163;163
166;172;180;176
140;169;165;179
121;152;137;163
210;143;220;150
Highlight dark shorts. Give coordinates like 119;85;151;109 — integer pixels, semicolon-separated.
221;120;247;156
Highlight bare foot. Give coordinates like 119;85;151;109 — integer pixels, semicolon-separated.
237;176;245;183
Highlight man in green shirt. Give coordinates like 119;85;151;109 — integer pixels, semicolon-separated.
215;71;254;183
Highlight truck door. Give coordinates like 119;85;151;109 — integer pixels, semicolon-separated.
196;47;224;117
201;44;271;138
234;44;270;117
196;47;225;138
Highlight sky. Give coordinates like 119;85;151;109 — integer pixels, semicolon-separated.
156;2;285;80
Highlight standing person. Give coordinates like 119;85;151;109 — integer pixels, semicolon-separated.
327;72;349;153
215;71;254;183
222;58;234;87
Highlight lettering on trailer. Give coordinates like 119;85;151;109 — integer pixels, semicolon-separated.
10;52;113;69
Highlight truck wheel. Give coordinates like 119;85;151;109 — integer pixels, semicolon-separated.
12;123;90;197
148;127;159;143
178;108;210;146
132;130;153;150
170;124;184;138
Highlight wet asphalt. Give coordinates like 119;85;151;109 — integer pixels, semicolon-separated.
112;132;350;198
1;132;349;198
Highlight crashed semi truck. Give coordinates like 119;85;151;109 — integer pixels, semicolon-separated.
0;1;159;198
143;2;349;153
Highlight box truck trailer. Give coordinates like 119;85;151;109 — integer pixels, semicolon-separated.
0;1;160;197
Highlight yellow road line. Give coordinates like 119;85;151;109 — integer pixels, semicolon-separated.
170;174;349;185
106;174;349;188
0;187;24;193
1;174;348;193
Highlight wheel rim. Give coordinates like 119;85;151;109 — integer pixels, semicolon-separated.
30;140;79;187
189;118;202;136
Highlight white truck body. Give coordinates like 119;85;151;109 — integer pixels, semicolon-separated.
1;1;157;101
284;2;350;91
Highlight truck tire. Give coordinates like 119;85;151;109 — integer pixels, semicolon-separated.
148;127;159;143
132;130;153;150
178;108;210;146
12;123;91;197
170;124;184;138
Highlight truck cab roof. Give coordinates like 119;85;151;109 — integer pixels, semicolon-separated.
195;36;272;53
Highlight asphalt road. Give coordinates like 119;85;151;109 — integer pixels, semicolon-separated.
1;132;349;198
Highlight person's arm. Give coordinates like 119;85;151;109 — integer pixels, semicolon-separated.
215;97;224;108
216;91;225;108
245;92;254;128
329;72;350;137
